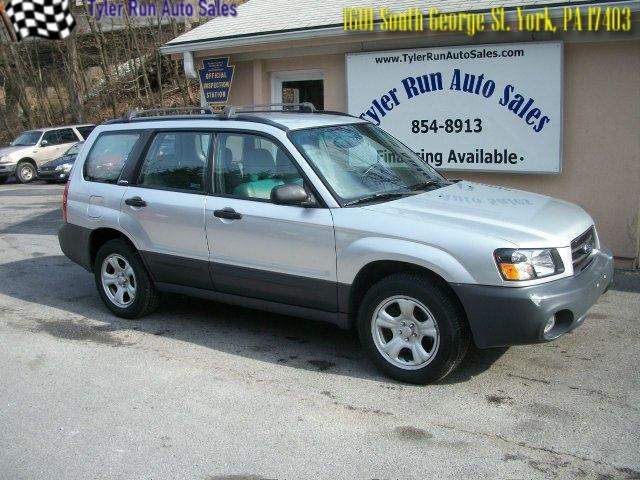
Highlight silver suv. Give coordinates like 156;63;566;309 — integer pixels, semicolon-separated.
58;105;613;384
0;124;95;183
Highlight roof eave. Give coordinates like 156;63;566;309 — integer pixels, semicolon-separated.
160;24;347;55
160;0;640;55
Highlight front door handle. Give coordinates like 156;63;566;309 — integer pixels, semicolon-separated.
125;196;147;208
214;207;242;220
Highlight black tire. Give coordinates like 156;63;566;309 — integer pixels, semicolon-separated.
0;176;7;184
16;161;37;183
94;238;160;319
357;273;470;384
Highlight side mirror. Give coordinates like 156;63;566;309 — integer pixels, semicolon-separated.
271;184;312;207
40;140;49;147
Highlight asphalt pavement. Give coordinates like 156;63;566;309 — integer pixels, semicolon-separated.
0;182;638;480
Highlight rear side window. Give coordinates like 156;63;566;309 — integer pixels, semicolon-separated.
58;128;79;143
42;130;61;145
84;132;141;184
76;126;96;139
137;131;211;192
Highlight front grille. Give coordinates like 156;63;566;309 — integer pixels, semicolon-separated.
571;226;596;273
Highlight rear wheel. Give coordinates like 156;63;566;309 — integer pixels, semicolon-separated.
94;239;160;319
357;273;470;384
16;162;36;183
0;176;7;184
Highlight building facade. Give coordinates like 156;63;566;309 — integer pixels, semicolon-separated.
163;0;640;267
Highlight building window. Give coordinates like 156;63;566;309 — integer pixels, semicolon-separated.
271;70;324;110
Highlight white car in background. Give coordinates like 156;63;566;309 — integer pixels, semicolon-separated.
0;124;95;184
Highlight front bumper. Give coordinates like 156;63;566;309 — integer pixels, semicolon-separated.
38;169;69;182
451;248;614;348
0;162;17;177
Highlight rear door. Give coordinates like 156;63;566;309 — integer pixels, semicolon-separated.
119;130;213;290
205;131;337;311
75;130;144;233
56;127;81;153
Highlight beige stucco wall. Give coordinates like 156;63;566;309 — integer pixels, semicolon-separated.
220;41;639;262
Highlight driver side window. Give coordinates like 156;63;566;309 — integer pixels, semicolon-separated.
214;133;303;201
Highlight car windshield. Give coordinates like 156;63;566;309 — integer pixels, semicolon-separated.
290;123;449;205
11;131;42;146
65;142;84;155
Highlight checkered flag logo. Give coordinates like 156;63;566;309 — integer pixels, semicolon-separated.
5;0;76;40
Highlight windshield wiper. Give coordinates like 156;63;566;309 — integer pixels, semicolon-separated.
343;191;414;207
409;180;450;191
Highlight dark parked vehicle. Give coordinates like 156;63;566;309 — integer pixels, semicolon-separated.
38;142;85;183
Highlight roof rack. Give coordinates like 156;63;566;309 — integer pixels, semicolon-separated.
103;103;359;128
125;106;216;120
221;102;316;119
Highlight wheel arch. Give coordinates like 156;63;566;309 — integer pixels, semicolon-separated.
344;260;467;326
17;157;37;166
89;227;139;272
338;238;475;328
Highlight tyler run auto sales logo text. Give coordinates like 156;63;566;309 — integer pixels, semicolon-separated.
0;0;76;41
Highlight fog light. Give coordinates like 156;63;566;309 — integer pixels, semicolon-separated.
544;315;556;334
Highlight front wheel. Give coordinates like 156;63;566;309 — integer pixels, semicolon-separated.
94;239;160;319
357;273;470;384
16;162;37;183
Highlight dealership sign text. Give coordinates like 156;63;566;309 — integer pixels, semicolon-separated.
347;42;563;173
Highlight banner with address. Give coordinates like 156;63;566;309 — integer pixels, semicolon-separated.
199;57;235;106
346;42;562;174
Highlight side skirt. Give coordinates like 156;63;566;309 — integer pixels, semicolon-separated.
155;282;351;330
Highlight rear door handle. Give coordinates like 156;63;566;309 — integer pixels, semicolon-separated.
125;196;147;208
214;208;242;220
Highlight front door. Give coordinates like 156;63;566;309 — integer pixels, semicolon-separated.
119;130;213;290
36;128;80;165
205;131;337;311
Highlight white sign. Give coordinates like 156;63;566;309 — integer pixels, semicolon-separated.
346;42;563;173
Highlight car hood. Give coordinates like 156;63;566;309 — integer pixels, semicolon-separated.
42;154;77;168
362;181;594;247
0;145;30;158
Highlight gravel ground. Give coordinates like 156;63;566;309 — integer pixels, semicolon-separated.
0;182;638;480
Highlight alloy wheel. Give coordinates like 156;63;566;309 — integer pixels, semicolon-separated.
19;164;35;182
101;254;137;308
371;295;440;370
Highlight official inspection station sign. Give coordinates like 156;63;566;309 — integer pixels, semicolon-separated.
199;57;235;106
346;42;563;173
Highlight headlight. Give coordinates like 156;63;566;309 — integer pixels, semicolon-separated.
0;155;9;163
55;163;73;172
494;248;564;281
